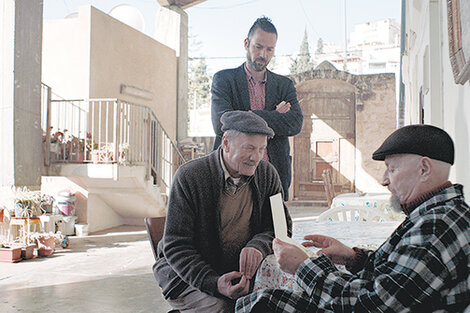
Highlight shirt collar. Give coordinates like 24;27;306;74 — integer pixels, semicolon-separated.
401;181;453;216
244;62;267;83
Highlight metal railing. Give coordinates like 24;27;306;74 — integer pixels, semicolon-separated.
41;84;185;189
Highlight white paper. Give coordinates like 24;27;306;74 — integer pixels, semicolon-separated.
270;193;289;240
270;193;317;258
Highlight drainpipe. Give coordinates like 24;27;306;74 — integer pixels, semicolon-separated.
398;0;406;127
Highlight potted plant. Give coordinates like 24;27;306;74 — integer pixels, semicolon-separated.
30;231;64;257
12;187;42;218
0;243;22;263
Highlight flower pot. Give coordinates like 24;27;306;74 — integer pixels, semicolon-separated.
36;236;56;251
21;245;35;260
37;248;53;257
0;247;22;263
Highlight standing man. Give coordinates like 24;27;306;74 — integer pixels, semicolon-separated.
154;111;292;313
211;17;303;201
236;124;470;312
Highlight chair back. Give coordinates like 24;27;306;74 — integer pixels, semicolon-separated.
322;169;335;207
144;216;166;261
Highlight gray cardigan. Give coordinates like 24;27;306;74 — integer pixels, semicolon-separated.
154;148;292;299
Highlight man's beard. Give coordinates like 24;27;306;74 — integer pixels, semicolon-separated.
247;51;268;72
389;194;402;213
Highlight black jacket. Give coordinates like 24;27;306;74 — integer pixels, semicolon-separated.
211;64;303;200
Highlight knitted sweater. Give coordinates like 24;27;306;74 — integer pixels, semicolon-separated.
153;148;292;299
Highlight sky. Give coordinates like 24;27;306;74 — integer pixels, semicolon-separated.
43;0;401;74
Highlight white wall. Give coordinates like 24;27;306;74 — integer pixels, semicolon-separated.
42;5;178;140
403;0;470;188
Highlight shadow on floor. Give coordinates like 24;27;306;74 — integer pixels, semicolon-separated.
0;273;172;313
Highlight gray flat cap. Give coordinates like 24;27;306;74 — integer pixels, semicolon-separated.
221;111;274;138
372;124;454;165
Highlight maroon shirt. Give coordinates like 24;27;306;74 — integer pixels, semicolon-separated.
244;63;269;161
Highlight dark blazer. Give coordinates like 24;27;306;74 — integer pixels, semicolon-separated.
211;64;303;200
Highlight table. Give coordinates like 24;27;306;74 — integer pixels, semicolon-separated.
331;192;405;221
8;217;43;244
253;220;402;291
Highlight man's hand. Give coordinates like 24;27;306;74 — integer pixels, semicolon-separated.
275;101;291;113
273;238;308;275
239;247;263;279
302;234;355;265
217;271;250;299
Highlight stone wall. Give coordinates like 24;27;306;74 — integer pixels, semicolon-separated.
291;62;396;193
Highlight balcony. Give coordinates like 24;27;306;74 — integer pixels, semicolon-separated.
40;84;185;232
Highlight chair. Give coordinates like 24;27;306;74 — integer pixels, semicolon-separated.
144;217;180;313
318;206;389;222
144;216;166;261
322;169;335;207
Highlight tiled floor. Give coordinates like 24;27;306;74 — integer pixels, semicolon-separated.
0;205;326;313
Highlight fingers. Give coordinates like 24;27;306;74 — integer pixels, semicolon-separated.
303;234;331;248
223;271;243;282
240;247;263;279
273;238;309;275
239;251;247;276
275;101;291;113
272;238;284;253
231;275;250;298
218;271;248;299
245;255;257;279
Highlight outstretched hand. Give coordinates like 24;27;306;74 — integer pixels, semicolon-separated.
302;234;355;265
272;238;309;275
217;271;250;299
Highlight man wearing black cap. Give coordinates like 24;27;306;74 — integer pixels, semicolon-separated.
211;16;303;201
154;111;292;312
236;124;470;313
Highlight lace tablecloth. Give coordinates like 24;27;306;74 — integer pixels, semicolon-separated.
253;220;402;291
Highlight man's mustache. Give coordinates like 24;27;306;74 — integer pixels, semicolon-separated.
243;161;257;166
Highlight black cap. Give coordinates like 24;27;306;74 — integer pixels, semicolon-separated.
372;124;454;164
221;111;274;138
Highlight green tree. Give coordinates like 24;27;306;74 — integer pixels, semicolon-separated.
289;29;316;75
188;33;211;110
188;57;210;110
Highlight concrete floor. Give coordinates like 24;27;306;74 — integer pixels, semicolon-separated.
0;204;326;313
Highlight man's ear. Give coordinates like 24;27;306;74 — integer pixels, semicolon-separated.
244;38;249;50
222;135;230;152
420;157;432;180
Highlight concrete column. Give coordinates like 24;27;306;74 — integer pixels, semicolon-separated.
155;5;189;141
0;0;43;188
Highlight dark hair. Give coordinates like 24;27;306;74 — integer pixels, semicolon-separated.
247;16;277;40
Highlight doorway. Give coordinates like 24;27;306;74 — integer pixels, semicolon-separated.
294;85;356;201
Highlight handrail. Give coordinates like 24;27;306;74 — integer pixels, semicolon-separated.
41;85;185;190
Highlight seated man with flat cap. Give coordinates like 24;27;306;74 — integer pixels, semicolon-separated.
236;124;470;313
154;111;292;313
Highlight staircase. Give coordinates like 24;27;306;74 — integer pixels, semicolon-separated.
41;84;185;232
